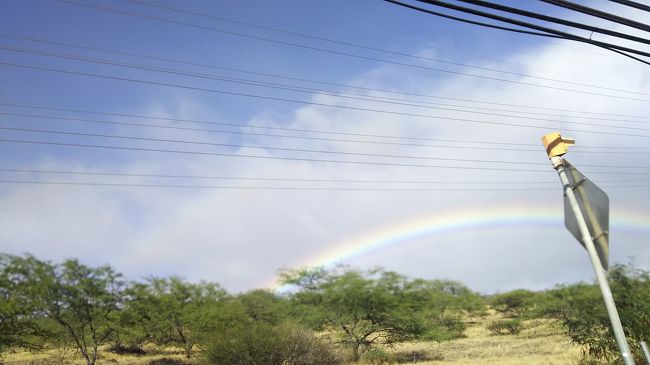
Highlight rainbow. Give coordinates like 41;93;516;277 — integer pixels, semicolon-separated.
265;205;650;289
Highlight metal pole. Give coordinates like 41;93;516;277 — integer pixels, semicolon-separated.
550;156;635;365
641;341;650;365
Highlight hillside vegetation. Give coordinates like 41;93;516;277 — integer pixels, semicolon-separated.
1;253;649;364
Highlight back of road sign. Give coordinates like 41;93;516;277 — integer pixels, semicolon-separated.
563;160;610;270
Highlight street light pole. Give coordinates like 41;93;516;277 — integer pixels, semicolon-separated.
550;155;634;365
542;132;635;365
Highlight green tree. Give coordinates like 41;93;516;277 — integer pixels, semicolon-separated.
126;276;231;358
544;264;650;363
491;289;538;317
0;254;44;357
235;289;288;325
281;267;465;362
1;254;124;365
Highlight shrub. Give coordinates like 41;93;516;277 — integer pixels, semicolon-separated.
361;348;395;365
204;322;341;365
393;349;444;363
487;319;522;335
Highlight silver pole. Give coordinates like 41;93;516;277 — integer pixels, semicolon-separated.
641;341;650;365
551;156;635;365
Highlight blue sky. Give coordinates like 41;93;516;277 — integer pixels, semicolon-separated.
1;0;649;293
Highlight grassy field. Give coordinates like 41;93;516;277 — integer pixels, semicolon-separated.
2;313;583;365
391;314;582;365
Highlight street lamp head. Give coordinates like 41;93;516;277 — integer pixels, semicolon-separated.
541;132;575;158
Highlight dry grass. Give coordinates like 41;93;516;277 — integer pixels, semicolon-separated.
3;313;583;365
390;313;583;365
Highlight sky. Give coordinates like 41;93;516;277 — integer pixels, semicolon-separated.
0;0;649;294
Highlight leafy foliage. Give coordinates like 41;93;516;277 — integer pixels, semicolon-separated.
124;276;232;358
486;319;522;335
543;265;650;363
0;253;124;365
280;267;470;361
204;321;341;365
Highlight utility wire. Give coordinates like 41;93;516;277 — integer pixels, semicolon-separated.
541;0;650;33
5;168;647;184
3;61;650;139
4;34;650;121
395;0;650;64
0;125;558;166
57;0;650;91
0;179;564;191
124;0;646;94
456;0;650;45
0;168;563;184
1;179;647;191
0;137;555;173
411;0;650;58
3;111;649;153
0;112;545;152
4;125;649;169
608;0;650;13
5;45;650;130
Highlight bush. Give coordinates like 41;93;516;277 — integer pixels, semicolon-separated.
393;349;444;363
487;319;522;335
361;348;395;365
204;322;341;365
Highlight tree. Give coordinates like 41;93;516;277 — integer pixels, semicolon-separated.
1;254;124;365
280;267;466;361
543;264;650;363
0;254;44;357
125;277;231;358
490;289;538;317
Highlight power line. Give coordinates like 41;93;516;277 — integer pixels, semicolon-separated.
393;0;650;65
56;0;650;96
0;168;560;184
3;61;650;139
608;0;650;13
541;0;650;33
0;137;555;172
4;33;650;121
6;46;650;133
5;45;650;132
0;112;544;152
3;110;649;153
0;125;555;166
4;168;647;184
4;125;650;169
124;0;648;95
1;179;647;191
2;138;650;174
410;0;650;58
456;0;650;45
0;179;563;191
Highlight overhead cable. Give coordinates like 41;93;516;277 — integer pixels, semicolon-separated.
124;0;644;92
608;0;650;13
1;179;646;191
410;0;650;57
57;0;650;85
3;34;650;120
4;125;650;169
4;61;650;139
6;46;650;127
456;0;650;45
0;138;554;172
5;168;648;184
2;110;649;153
541;0;650;32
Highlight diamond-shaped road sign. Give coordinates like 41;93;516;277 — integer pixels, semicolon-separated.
562;160;609;270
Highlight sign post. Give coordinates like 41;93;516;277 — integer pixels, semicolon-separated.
542;132;635;365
